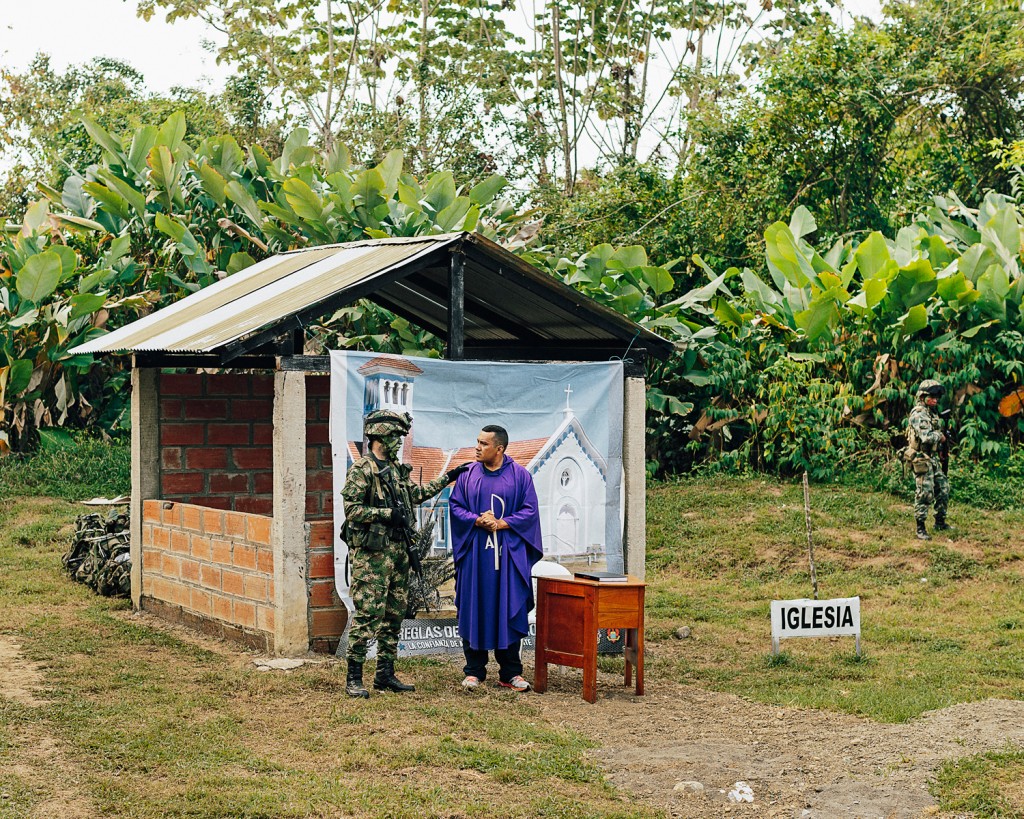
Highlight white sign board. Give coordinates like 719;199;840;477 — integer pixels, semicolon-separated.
770;597;861;655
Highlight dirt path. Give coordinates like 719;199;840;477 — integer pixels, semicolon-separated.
0;637;46;708
528;663;1024;818
0;636;97;819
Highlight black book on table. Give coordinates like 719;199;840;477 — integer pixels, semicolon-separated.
573;570;629;582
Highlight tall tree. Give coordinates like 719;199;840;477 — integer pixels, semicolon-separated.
138;0;770;193
679;0;1024;266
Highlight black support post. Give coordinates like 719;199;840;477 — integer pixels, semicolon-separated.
448;249;465;360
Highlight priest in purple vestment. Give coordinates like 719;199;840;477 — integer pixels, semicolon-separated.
448;424;543;691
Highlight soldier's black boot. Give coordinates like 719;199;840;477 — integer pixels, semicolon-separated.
346;659;370;698
373;659;415;693
916;518;930;540
934;514;950;531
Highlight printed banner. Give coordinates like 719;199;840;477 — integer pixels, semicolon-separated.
329;352;625;628
339;618;625;658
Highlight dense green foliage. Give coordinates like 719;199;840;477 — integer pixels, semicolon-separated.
2;104;1023;477
659;197;1024;477
2;0;1023;478
0;57;274;218
542;0;1024;275
1;113;691;453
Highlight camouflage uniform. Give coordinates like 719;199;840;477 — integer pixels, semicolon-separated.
63;510;131;597
906;380;949;538
342;455;450;663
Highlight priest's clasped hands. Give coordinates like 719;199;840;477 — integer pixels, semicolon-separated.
474;511;510;533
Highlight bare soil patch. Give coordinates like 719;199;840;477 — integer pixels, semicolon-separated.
0;636;97;819
0;636;46;707
526;661;1024;819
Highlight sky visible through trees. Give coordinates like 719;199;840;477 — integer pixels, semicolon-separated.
3;0;882;179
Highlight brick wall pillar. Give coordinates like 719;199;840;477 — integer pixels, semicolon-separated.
272;370;310;655
622;375;646;581
131;368;161;609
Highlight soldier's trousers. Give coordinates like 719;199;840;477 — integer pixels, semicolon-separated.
347;544;409;663
913;458;949;520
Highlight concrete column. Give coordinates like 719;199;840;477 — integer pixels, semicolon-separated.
622;376;647;581
130;368;160;609
272;370;309;655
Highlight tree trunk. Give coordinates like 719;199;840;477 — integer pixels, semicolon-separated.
419;0;430;170
322;0;337;151
551;0;574;196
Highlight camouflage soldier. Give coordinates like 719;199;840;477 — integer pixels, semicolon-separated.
342;409;469;698
906;380;950;540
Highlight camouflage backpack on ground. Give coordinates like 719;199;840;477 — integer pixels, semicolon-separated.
63;509;131;597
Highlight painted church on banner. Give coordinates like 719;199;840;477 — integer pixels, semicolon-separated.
345;356;609;564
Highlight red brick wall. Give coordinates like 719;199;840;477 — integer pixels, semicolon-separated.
141;502;346;654
141;500;275;651
307;519;347;652
159;373;274;514
150;372;341;653
305;375;332;519
158;372;333;519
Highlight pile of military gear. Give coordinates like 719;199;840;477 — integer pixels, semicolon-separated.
62;509;131;597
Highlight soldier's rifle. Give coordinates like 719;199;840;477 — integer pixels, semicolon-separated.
376;464;424;576
939;408;956;474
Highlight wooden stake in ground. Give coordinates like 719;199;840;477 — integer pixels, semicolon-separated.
803;470;818;600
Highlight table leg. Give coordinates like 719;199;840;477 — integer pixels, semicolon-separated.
534;589;548;694
635;616;644;696
624;628;634;688
582;588;597;703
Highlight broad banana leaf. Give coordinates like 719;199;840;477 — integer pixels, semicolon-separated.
16;251;62;304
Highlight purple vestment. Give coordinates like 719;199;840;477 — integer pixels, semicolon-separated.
448;456;543;650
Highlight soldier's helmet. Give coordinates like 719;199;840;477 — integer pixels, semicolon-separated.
364;409;412;438
916;379;945;398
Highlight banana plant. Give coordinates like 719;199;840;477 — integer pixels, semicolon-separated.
0;205;154;451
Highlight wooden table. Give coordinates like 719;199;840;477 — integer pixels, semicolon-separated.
533;575;645;703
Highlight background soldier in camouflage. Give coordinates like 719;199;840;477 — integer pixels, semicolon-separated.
905;380;950;540
341;409;469;698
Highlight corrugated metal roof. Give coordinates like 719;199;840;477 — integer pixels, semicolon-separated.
72;235;457;354
70;231;673;360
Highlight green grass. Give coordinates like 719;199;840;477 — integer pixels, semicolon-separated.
0;489;654;818
0;436;129;501
645;475;1024;813
835;448;1024;512
646;476;1024;722
932;746;1024;817
3;450;1023;816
